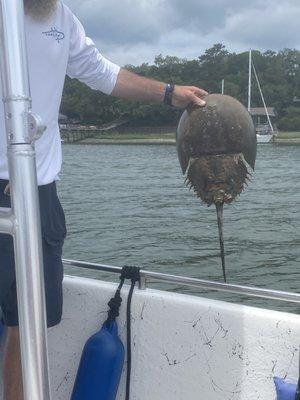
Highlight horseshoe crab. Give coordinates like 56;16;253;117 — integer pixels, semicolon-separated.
177;94;257;282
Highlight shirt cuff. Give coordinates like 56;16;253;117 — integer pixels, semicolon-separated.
88;62;121;95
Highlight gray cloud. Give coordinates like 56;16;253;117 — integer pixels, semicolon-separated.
65;0;164;46
224;1;300;49
63;0;300;66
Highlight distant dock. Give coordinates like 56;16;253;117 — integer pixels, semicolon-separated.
78;138;176;145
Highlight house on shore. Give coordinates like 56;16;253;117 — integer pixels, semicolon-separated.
58;113;81;130
249;107;277;133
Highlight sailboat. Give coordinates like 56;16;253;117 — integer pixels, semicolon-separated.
221;51;276;144
247;50;275;144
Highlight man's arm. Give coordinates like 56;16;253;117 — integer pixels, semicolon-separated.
65;7;207;107
111;69;208;108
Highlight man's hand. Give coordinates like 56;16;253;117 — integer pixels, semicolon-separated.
112;68;208;108
172;85;208;108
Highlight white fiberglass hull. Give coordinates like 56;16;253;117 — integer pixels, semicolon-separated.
1;275;299;400
257;134;274;143
46;277;300;399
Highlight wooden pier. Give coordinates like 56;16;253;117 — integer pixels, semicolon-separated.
60;118;129;143
60;122;176;144
61;128;100;143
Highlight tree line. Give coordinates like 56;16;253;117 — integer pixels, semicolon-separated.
61;44;300;131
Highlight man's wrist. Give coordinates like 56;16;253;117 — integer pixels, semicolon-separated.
163;83;175;106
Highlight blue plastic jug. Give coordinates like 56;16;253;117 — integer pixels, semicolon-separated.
71;320;125;400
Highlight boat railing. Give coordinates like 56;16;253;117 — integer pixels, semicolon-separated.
0;1;51;399
63;259;300;305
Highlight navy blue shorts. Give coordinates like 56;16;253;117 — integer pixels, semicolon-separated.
0;179;66;328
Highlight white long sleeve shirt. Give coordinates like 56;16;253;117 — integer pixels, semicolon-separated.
0;1;120;185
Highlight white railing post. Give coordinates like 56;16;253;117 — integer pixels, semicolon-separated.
0;1;51;399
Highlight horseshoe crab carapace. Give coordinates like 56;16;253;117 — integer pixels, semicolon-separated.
176;94;257;282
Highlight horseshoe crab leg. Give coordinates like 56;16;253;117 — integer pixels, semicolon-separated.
215;202;226;283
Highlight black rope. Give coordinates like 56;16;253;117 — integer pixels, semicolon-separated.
105;265;141;400
296;346;300;400
107;278;125;322
296;380;300;400
122;266;141;400
120;266;141;282
125;276;139;400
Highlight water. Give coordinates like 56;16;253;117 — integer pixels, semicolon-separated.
59;144;300;314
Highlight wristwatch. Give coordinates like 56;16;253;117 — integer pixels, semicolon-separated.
163;83;175;106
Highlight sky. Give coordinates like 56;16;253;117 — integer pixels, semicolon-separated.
64;0;300;67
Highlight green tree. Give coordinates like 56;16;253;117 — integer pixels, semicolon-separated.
61;46;300;129
278;106;300;131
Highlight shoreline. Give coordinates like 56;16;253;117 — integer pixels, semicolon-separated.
273;138;300;146
76;138;176;145
66;137;300;146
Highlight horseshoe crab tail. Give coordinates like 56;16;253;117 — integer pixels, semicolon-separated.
215;202;227;283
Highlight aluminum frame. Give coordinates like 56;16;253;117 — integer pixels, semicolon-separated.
0;1;51;399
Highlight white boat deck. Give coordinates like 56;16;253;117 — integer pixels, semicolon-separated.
1;275;298;400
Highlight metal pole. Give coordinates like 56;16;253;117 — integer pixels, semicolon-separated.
0;1;51;400
62;259;300;304
247;49;252;112
221;79;225;95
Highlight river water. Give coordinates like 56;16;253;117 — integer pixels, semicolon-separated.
59;144;300;314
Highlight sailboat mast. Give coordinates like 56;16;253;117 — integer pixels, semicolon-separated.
252;62;274;133
247;49;252;112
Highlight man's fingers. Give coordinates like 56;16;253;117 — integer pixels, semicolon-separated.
193;87;208;98
172;85;208;108
191;93;206;107
190;86;208;106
